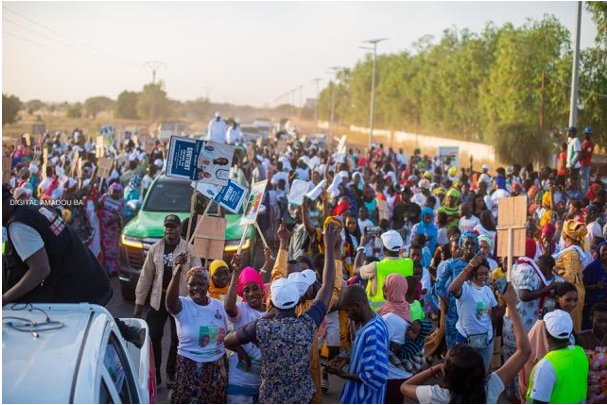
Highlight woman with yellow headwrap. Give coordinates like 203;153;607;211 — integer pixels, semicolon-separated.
553;220;592;332
537;190;553;227
208;259;231;300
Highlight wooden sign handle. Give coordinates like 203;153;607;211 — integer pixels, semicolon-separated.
236;225;249;256
185;187;198;243
188;200;214;244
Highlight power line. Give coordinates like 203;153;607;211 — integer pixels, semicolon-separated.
2;5;140;68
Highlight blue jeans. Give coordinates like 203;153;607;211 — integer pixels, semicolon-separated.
581;166;591;195
456;331;493;373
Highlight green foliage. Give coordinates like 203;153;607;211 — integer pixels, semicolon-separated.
317;15;606;163
115;91;140;119
66;103;83;118
84;96;114;119
2;93;22;126
492;122;551;164
136;82;172;122
25;99;45;114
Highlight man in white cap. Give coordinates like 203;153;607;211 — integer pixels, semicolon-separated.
226;118;242;145
479;164;492;185
526;309;589;404
411;179;431;208
355;229;414;311
207;111;227;144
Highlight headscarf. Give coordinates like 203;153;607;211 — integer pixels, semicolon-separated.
525;237;537;259
478;234;494;252
333;199;350;217
129;174;141;188
539;191;552;227
237;266;266;303
562;219;588;245
377;274;411;322
417;207;438;253
541;223;556;241
209;259;230;298
541;191;552;209
439;188;461;229
186;266;210;284
587;183;602;201
109;182;123;194
459;230;480;250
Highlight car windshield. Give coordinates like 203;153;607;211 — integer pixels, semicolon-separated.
143;179;195;212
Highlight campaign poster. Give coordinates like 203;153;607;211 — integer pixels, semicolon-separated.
240;180;268;226
288;179;311;206
166;135;204;181
214;180;248;214
195;141;234;186
438;146;459;168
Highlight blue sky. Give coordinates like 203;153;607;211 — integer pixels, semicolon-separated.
2;1;599;106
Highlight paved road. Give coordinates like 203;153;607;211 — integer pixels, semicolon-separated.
106;277;345;404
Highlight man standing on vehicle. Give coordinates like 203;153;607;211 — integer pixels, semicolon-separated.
566;126;582;192
207;111;227;144
134;214;201;388
226;118;243;145
580;127;594;195
2;185;112;306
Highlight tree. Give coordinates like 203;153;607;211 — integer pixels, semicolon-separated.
67;103;83;118
25;99;45;114
114;91;140;119
136;82;172;122
2;94;22;126
84;96;114;119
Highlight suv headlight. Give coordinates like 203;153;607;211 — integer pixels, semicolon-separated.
224;238;251;252
121;234;144;249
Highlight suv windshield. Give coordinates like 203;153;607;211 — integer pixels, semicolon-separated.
143;179;193;212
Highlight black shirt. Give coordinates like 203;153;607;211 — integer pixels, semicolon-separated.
162;242;178;289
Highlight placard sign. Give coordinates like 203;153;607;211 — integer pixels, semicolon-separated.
240;180;268;226
288;179;310;206
496;195;527;281
97;157;114;179
166;136;204;181
196;141;234;186
192;216;227;260
2;157;12;184
213;180;247;214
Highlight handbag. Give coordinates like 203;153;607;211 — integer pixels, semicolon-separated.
466;332;489;349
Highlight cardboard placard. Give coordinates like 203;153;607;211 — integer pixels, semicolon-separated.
97;157;114;179
42;148;48;178
192;215;226;260
96;136;105;158
288;179;311;206
377;199;389;221
240;180;268;226
196;141;234;186
496;196;528;258
2;157;12;184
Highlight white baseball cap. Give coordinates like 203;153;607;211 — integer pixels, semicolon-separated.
288;269;317;296
215;111;221;117
419;179;431;189
270;278;300;310
482;164;490;171
544;309;573;339
381;230;403;252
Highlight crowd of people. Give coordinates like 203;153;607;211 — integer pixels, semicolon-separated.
3;117;606;404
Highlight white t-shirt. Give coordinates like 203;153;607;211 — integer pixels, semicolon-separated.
459;215;480;233
228;302;264;388
411;192;427;207
358;218;375;235
527;357;557;403
382;312;412;379
473;224;497;242
208;119;228;143
455;282;498;340
174;296;229;363
415;372;505;404
7;222;45;261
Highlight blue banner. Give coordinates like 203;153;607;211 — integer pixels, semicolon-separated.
214;180;247;214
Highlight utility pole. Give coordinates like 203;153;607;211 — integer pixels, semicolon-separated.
363;38;388;149
298;85;303;120
201;87;213;102
327;67;344;150
568;1;582;127
143;60;166;124
311;78;322;124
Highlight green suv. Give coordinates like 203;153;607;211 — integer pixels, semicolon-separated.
118;175;255;301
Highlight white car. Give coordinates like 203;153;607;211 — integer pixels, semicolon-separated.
2;303;156;404
252;118;272;139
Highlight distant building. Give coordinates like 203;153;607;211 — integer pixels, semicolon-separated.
304;98;317;109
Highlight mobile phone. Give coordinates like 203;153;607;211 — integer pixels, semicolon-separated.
282;212;297;232
365;226;381;236
494;277;508;295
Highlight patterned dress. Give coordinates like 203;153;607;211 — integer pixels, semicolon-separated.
435;258;468;348
98;193;124;275
256;313;317;404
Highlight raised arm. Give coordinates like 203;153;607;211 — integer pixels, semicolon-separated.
165;252;188;315
224;253;242;318
315;222;338;309
496;283;532;386
301;198;315;236
449;252;484;297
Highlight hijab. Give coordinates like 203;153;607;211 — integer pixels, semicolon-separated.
209;259;230;299
417;206;438;253
378;274;411;322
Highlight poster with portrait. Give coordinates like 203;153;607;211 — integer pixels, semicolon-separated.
240;180;268;226
195;141;234;186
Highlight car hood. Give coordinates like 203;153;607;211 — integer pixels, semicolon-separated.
122;209;251;241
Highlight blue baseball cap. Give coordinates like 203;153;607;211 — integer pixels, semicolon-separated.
584;126;592;135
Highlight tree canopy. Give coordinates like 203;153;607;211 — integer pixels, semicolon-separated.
2;94;22;126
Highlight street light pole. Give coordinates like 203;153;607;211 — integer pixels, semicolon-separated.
311;78;322;124
327;67;344;149
363;38;387;149
569;1;582;127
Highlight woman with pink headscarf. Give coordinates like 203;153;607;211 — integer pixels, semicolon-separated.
224;255;266;404
378;273;412;404
97;182;124;275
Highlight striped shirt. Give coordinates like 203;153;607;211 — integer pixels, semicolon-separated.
340;315;390;404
